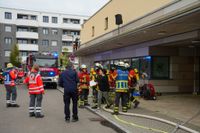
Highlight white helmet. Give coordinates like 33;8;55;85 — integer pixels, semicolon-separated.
124;63;130;68
118;61;125;67
95;63;103;69
81;64;87;69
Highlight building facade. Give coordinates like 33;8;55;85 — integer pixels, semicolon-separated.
0;7;88;68
76;0;200;93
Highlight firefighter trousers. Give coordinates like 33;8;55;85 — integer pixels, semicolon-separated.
80;89;89;106
5;85;17;105
29;94;43;115
114;92;128;113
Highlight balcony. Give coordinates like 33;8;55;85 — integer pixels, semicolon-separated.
18;43;39;51
16;31;39;39
16;19;39;27
62;35;80;41
62;46;73;53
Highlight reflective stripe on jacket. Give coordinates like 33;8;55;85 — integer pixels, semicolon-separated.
24;71;44;94
4;69;17;86
115;69;128;92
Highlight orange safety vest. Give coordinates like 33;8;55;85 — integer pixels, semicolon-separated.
24;71;44;94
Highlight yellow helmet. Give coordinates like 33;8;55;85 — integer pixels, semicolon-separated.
7;63;13;68
134;68;138;73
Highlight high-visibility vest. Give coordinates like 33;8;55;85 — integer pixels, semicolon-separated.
115;69;129;92
25;71;44;94
4;69;17;86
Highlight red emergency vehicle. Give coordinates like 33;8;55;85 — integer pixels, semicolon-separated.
26;53;59;89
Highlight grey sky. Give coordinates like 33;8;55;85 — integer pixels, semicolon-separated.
0;0;109;16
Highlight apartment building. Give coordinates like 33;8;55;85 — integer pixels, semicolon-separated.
0;7;88;68
76;0;200;93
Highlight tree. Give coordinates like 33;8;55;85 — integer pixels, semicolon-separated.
59;52;69;71
9;44;21;67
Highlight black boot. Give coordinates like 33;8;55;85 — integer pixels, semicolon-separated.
11;104;20;107
6;103;11;107
134;101;140;108
35;113;44;118
29;113;35;117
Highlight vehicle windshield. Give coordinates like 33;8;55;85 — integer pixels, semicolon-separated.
34;58;58;67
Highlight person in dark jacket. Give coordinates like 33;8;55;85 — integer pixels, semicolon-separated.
59;62;79;122
93;68;111;109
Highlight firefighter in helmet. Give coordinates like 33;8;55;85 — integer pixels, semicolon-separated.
3;63;20;107
113;61;129;115
78;64;90;108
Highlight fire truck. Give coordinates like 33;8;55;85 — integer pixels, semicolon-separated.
26;53;59;89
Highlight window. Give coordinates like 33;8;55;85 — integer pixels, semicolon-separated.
151;56;170;79
70;19;80;24
62;41;72;46
5;26;11;32
42;40;49;46
43;28;49;35
17;27;28;32
139;56;151;78
92;26;95;37
17;39;28;44
52;29;58;35
17;14;28;19
51;40;57;46
4;37;12;45
43;16;49;23
71;30;80;35
5;51;11;57
31;16;37;20
105;17;108;30
52;17;58;23
20;51;28;57
5;12;12;19
63;18;69;23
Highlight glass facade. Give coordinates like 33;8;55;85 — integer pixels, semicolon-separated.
95;56;170;80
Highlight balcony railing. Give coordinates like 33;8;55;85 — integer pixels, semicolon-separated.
16;31;39;39
16;19;39;27
18;43;39;51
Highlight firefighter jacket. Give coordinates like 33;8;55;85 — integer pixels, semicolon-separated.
115;69;129;93
4;68;17;86
128;69;137;89
24;70;44;94
79;72;90;89
109;70;117;89
18;71;24;78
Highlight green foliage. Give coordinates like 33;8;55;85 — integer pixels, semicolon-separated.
59;52;69;70
9;44;21;67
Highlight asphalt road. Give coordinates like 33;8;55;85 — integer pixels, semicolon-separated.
0;84;117;133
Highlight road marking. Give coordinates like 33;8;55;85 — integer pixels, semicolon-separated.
114;115;168;133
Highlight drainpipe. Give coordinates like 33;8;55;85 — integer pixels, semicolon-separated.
193;45;196;95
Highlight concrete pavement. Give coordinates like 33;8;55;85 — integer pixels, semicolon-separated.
0;85;118;133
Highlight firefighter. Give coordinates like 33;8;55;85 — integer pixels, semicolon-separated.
24;64;45;118
108;65;117;106
113;61;129;115
131;68;140;108
3;63;20;107
78;64;90;108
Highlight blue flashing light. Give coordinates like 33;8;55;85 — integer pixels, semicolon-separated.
145;56;151;60
53;52;58;58
49;72;55;76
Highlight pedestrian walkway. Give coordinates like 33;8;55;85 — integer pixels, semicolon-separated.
87;94;200;133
